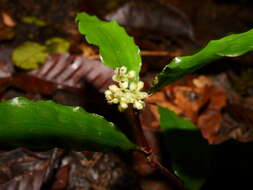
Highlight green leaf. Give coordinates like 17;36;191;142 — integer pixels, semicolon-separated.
76;12;141;74
12;41;48;69
151;28;253;92
173;165;205;190
45;37;70;54
22;16;47;27
0;97;137;151
159;106;198;131
159;106;209;190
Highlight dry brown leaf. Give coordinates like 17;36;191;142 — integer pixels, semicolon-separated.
140;75;229;145
10;54;114;95
2;12;16;27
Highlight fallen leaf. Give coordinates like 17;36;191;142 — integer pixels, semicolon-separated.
0;27;15;41
0;148;52;185
2;12;16;27
201;101;253;144
68;152;135;189
105;0;194;42
12;41;48;70
0;170;45;190
22;16;46;27
140;75;228;145
45;37;70;54
51;165;69;190
28;54;114;93
9;54;114;96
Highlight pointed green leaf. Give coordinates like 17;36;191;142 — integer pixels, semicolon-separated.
76;12;141;74
159;106;209;190
159;106;198;131
0;97;137;151
151;28;253;92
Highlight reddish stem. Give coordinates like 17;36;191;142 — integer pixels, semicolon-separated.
126;105;185;190
126;105;151;154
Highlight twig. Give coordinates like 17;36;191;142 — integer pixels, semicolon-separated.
87;50;182;60
140;50;182;57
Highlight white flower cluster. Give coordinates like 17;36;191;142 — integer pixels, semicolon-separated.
105;66;148;112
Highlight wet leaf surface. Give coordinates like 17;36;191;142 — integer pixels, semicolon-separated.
76;12;142;74
150;28;253;92
159;106;197;131
0;97;137;151
159;107;209;190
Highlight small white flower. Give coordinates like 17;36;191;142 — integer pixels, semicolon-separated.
119;66;127;74
129;82;137;91
119;81;128;89
136;92;148;99
133;100;144;110
109;84;119;92
137;81;144;91
105;90;112;96
111;98;119;104
120;102;128;109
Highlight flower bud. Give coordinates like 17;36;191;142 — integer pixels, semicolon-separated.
105;90;112;96
133;100;144;110
137;81;144;90
109;84;119;92
119;66;127;74
128;71;136;79
129;82;137;91
111;98;119;104
120;102;128;109
137;92;148;99
112;75;120;82
119;81;128;89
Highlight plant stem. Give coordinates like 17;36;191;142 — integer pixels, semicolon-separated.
126;105;151;154
126;105;185;190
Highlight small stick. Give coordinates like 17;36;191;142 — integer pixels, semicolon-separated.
140;50;182;57
87;50;182;60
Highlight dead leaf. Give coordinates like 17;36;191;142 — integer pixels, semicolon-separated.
202;101;253;144
140;75;229;145
0;170;45;190
68;152;135;190
10;54;114;95
0;27;15;41
2;12;16;27
105;0;194;42
51;165;69;190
